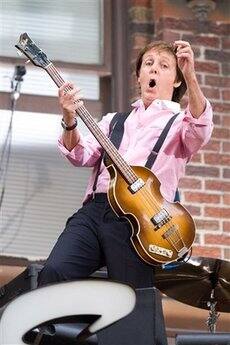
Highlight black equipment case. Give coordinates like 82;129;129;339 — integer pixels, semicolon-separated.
0;264;43;308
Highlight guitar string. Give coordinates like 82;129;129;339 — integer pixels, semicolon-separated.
47;64;186;255
47;63;137;184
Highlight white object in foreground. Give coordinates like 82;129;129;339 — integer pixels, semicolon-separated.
0;279;136;344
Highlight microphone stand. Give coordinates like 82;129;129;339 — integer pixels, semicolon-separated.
0;65;26;212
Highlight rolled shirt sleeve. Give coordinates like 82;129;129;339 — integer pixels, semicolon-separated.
181;99;213;156
58;112;116;167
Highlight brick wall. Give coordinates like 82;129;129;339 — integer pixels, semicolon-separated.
129;0;230;260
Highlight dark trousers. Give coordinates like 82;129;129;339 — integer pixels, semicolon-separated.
38;193;155;289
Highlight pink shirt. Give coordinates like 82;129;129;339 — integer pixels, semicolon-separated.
58;98;213;203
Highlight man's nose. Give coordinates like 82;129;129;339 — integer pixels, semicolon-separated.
150;64;158;74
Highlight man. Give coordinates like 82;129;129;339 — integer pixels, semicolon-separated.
38;40;213;289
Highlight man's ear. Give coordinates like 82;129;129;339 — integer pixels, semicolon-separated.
173;80;182;88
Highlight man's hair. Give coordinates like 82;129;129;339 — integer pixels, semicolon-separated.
135;41;187;103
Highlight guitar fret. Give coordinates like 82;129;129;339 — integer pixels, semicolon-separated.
46;64;138;185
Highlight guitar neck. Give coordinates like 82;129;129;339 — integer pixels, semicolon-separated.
45;63;137;185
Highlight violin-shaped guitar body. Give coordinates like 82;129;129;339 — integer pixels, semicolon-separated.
107;164;195;265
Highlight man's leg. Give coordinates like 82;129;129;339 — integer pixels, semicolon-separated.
38;201;105;286
99;200;154;288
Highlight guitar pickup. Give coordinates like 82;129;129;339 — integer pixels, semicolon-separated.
151;209;171;229
129;178;145;193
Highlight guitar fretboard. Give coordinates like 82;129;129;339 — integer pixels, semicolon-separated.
46;63;138;185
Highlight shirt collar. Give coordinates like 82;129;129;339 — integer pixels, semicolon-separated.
131;98;181;114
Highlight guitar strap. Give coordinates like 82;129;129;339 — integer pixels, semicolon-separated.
92;111;180;201
92;112;130;193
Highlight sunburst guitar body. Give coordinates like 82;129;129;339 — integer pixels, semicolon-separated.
107;164;195;265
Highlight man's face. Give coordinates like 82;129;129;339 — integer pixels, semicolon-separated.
138;48;181;107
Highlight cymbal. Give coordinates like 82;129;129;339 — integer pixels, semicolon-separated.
154;256;230;312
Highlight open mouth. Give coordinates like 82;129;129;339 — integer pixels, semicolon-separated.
149;79;156;88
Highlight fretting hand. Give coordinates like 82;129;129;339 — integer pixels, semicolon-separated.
59;82;84;125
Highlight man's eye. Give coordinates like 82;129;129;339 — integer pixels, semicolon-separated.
162;64;168;69
145;61;152;66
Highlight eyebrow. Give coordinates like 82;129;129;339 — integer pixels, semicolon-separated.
143;54;172;63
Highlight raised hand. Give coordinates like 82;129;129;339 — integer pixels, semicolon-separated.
174;40;195;82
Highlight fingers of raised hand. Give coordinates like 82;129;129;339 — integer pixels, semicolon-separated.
174;41;193;57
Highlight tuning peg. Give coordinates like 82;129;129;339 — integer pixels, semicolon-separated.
25;60;30;64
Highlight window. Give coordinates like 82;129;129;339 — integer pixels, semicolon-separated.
0;110;91;258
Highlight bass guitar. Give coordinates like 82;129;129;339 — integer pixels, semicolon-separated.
15;33;195;265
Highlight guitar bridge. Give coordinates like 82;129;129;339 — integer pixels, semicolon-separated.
129;178;145;193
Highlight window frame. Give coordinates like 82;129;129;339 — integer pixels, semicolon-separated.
0;0;112;116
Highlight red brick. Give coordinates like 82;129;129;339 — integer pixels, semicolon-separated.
208;23;230;36
186;165;220;178
224;248;230;261
212;102;230;114
193;47;201;59
160;17;196;31
191;153;202;163
195;73;202;84
192;246;221;258
204;153;230;166
195;61;219;74
205;49;230;63
132;0;151;6
205;76;230;88
223;194;230;206
205;180;230;192
223;221;230;232
222;36;230;50
160;19;229;36
204;207;230;218
203;140;221;152
201;87;220;100
212;127;230;140
183;204;201;216
185;192;220;204
222;63;230;76
178;177;202;189
222;115;230;127
130;7;154;23
132;34;150;48
162;30;181;43
223;142;230;153
194;219;219;231
213;114;221;125
194;233;201;244
182;34;220;48
205;234;230;246
223;169;230;179
222;90;230;101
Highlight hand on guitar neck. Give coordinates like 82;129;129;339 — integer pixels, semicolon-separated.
59;82;83;151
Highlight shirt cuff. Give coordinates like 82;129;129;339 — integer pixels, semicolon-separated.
184;99;213;126
58;132;85;157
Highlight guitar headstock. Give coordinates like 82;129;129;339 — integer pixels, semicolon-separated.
15;33;50;69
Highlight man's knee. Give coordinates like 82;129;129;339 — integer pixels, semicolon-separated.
37;262;65;286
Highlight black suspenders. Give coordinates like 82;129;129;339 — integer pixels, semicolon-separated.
92;112;130;193
92;111;180;201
